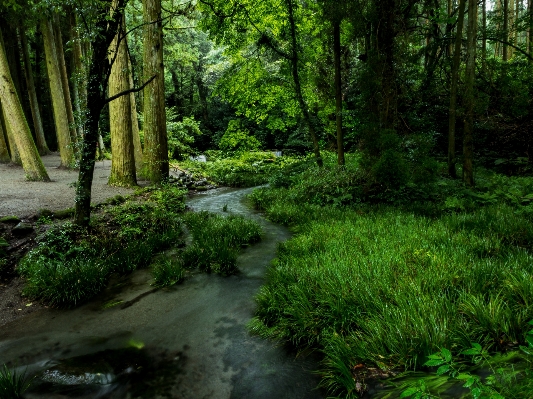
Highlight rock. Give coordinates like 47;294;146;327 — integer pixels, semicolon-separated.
196;179;208;187
0;216;20;224
12;222;34;236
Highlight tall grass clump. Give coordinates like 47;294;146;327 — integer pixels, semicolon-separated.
151;257;185;287
182;211;262;275
248;165;533;398
18;187;186;308
0;364;32;398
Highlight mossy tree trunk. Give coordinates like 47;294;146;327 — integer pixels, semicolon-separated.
108;13;137;187
42;18;75;168
143;0;169;183
53;14;78;146
1;102;20;164
20;27;50;156
0;29;50;181
128;52;143;173
463;0;477;186
0;115;9;163
448;0;466;178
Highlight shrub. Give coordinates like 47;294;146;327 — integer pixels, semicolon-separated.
152;257;184;287
219;119;261;154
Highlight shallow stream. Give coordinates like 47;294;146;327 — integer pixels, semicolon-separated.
0;187;325;399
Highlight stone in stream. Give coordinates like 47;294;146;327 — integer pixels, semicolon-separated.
12;222;34;236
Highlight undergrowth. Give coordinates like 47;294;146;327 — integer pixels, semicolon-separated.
17;186;186;307
181;211;262;275
247;158;533;398
0;364;32;398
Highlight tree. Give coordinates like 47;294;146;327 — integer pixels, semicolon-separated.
0;117;9;163
41;17;75;168
463;0;477;186
143;0;169;183
448;0;467;178
0;27;50;181
108;9;137;187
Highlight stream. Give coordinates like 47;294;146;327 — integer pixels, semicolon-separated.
0;187;325;399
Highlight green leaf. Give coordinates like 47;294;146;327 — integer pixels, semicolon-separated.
472;343;482;351
436;364;451;375
457;373;471;380
471;387;482;399
427;354;443;360
461;348;480;355
463;377;477;388
424;359;445;366
441;348;452;362
400;387;418;398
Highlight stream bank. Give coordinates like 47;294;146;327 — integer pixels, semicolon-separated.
0;187;325;399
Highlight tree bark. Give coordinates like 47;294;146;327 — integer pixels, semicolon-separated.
286;0;322;167
108;13;137;187
70;10;85;139
504;0;509;60
0;29;50;181
1;102;21;164
0;112;9;163
333;19;344;165
448;0;467;178
143;0;169;183
529;0;533;56
482;0;487;69
75;0;127;226
128;52;143;172
41;18;75;168
20;27;50;156
463;0;477;186
53;14;78;146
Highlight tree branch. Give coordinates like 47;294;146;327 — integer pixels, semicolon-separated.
484;37;533;61
104;74;156;105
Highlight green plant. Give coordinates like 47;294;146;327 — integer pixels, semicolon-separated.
0;364;33;398
219;119;261;154
152;257;184;287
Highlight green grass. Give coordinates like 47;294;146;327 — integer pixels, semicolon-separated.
17;187;186;308
151;257;185;287
248;168;533;398
0;364;32;399
174;151;305;187
182;211;262;275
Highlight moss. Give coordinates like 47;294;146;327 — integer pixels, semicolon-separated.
0;216;20;223
53;208;75;220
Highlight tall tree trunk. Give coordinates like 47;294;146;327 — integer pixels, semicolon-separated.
0;111;10;163
53;14;78;146
128;52;143;172
333;19;344;165
463;0;477;186
143;0;169;183
286;0;323;167
41;18;74;167
482;0;487;69
108;13;137;187
75;0;126;226
70;10;85;139
448;0;467;178
1;102;21;164
448;0;453;56
0;29;50;181
20;27;50;156
504;0;509;60
529;0;533;56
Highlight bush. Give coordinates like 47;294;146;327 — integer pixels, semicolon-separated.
219;119;261;154
152;257;184;287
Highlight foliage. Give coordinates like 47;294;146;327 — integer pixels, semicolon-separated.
17;187;186;307
0;364;32;399
248;173;533;398
175;151;303;187
167;108;202;160
151;257;185;288
218;120;261;154
182;211;262;275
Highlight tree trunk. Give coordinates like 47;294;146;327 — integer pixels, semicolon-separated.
333;19;344;165
70;10;85;139
0;113;10;163
0;29;50;181
1;102;21;164
53;14;78;146
286;0;322;167
41;18;75;168
75;0;126;226
504;0;509;60
376;0;396;129
448;0;467;178
143;0;169;183
20;27;50;156
108;14;137;187
482;0;487;69
128;52;143;172
463;0;477;186
529;0;533;56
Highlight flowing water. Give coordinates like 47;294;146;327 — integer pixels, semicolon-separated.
0;187;325;399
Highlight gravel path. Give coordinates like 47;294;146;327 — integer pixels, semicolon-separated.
0;154;135;218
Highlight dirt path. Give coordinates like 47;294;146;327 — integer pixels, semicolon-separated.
0;153;135;218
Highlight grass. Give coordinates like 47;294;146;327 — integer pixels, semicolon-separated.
247;164;533;398
17;186;186;307
151;257;185;288
182;211;262;275
173;151;305;187
0;364;32;398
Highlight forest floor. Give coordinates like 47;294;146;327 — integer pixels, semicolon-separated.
0;153;136;327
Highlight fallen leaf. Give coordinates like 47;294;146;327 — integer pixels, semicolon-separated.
26;303;32;307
